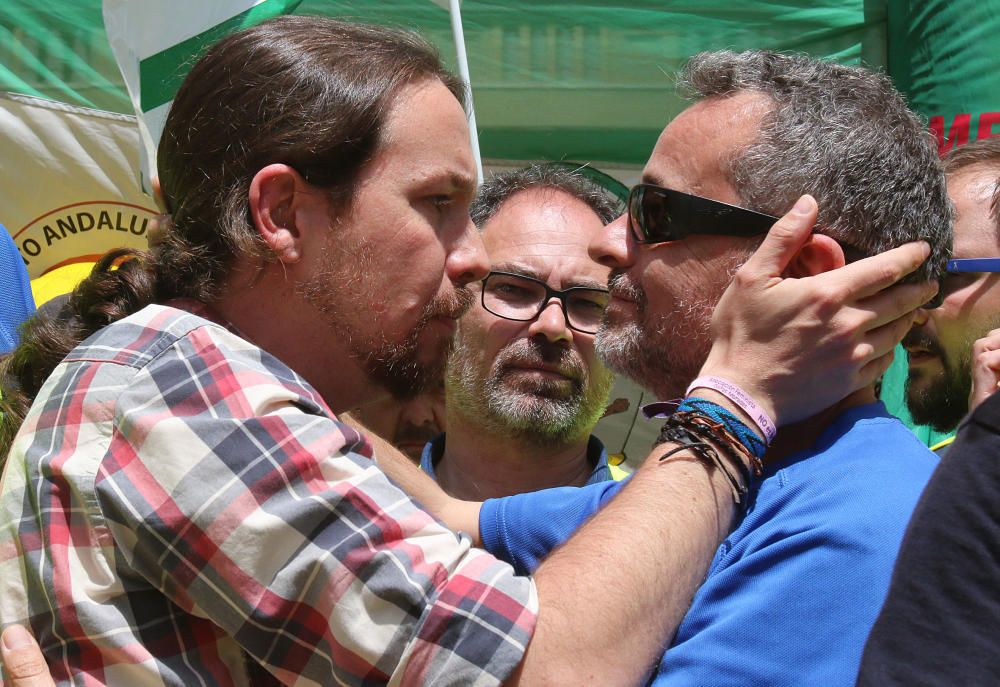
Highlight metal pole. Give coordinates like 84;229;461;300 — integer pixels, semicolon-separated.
448;0;483;183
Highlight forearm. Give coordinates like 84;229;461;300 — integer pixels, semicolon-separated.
366;423;483;541
511;447;734;685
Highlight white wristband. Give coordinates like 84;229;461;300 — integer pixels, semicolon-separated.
685;376;777;444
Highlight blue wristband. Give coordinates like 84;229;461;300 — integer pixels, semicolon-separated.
677;396;767;460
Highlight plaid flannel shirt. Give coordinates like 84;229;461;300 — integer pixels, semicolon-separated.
0;304;536;686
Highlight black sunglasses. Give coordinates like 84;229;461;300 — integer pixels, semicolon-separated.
627;183;779;244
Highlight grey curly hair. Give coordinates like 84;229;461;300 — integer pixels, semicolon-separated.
680;50;952;283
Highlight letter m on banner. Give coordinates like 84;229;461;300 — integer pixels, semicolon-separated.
930;113;970;155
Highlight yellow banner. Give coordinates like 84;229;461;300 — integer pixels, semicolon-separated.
1;93;155;278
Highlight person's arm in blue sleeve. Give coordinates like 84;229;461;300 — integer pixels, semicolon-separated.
480;478;628;575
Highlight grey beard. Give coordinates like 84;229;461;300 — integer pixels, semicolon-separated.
447;340;613;447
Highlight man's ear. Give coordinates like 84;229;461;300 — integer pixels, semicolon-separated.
782;233;847;278
249;164;310;264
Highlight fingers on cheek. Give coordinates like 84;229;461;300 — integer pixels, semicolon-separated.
828;310;868;349
816;287;850;324
851;342;876;366
886;316;913;349
859;352;893;387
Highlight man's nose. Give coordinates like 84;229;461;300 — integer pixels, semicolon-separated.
446;218;490;286
589;213;634;271
399;398;443;433
527;298;572;343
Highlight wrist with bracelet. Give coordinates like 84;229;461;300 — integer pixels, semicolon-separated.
653;378;773;511
685;375;777;444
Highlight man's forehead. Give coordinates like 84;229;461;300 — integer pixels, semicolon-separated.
374;79;476;186
483;189;602;244
482;188;609;286
950;168;1000;256
642;91;771;203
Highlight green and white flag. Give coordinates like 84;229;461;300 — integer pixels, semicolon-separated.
102;0;301;190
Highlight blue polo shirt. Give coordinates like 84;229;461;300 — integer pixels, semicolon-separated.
421;433;627;485
479;403;938;686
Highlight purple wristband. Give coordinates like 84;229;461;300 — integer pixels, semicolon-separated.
685;376;776;444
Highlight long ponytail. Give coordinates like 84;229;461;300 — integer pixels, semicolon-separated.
0;249;156;456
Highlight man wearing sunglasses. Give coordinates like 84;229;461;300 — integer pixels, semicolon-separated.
419;165;628;499
462;50;951;687
903;136;1000;447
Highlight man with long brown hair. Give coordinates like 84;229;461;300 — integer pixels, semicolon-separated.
0;16;935;686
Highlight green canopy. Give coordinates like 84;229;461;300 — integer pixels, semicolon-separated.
3;0;998;454
1;1;887;168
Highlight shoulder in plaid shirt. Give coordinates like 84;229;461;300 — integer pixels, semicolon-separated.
0;304;536;686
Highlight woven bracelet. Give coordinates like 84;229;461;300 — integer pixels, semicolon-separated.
657;420;750;507
678;397;767;460
686;376;777;445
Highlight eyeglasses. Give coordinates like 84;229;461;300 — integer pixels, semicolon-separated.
917;259;1000;310
946;258;1000;273
627;183;779;244
481;271;610;334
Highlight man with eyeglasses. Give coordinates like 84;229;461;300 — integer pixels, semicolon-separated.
903;136;1000;451
855;135;1000;686
438;51;952;686
416;165;628;499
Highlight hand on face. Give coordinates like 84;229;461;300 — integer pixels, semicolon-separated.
700;195;938;427
968;327;1000;413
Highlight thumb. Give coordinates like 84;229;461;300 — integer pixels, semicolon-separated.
1;625;55;687
739;195;818;279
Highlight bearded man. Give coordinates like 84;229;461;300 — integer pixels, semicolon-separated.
421;165;628;498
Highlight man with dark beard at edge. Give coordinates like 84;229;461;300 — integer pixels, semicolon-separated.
902;136;1000;455
855;136;1000;687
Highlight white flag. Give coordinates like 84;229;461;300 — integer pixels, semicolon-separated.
102;0;301;190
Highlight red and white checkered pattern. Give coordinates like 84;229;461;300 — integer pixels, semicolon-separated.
0;304;536;686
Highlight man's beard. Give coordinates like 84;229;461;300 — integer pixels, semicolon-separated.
297;243;474;400
356;288;472;399
596;271;718;399
446;335;614;446
903;329;973;433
